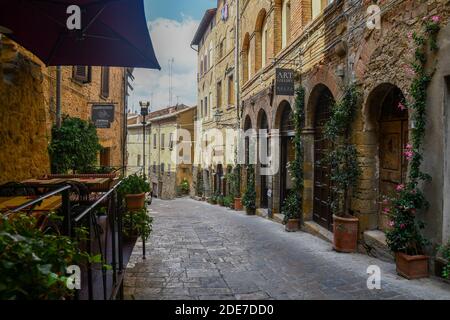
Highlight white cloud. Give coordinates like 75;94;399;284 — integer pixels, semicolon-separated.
129;17;199;112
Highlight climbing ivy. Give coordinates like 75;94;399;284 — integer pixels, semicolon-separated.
386;16;441;255
283;87;305;224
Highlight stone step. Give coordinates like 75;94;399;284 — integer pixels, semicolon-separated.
303;221;333;243
361;230;394;262
256;208;269;219
272;213;284;224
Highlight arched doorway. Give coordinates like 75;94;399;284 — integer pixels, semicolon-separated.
378;86;408;229
313;85;334;231
215;164;224;195
279;101;295;212
258;110;269;208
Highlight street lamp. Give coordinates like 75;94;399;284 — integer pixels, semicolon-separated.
140;101;150;178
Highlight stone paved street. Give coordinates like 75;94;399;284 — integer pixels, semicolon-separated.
125;198;450;300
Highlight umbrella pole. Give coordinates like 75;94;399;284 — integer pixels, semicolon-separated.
56;66;62;129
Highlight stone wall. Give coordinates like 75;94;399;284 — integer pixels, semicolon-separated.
0;37;50;184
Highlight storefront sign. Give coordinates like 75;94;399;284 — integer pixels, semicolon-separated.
275;68;295;96
92;104;115;128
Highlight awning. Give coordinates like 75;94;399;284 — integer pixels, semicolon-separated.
0;0;160;69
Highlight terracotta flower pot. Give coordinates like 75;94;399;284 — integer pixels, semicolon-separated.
234;198;243;211
246;207;255;216
285;219;300;232
395;252;429;279
125;193;146;210
333;214;359;253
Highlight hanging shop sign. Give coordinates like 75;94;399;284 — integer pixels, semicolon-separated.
275;68;295;96
92;104;115;128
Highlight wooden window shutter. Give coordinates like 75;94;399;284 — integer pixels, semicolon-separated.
73;66;91;83
101;67;110;98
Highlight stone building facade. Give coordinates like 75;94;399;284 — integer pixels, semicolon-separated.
238;0;450;261
191;0;239;199
0;36;129;184
148;105;196;200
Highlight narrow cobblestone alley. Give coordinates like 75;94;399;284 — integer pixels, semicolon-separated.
125;199;450;300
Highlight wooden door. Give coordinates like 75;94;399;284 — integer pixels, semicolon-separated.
280;136;294;212
379;90;408;229
313;92;333;231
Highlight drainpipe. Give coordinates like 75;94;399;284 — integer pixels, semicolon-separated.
235;0;242;196
56;66;62;129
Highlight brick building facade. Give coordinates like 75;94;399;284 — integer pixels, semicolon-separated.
191;0;239;199
238;0;450;261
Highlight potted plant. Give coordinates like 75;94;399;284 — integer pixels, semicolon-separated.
123;208;153;241
242;165;256;215
385;184;430;279
178;178;190;196
209;194;217;205
437;242;450;281
223;195;233;209
323;85;361;253
281;88;307;231
118;174;151;210
282;191;301;232
217;194;224;206
228;166;243;211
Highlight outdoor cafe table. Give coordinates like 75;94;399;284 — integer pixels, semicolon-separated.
0;195;62;213
23;177;112;192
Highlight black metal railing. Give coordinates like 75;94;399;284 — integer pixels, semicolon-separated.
72;179;125;300
0;177;139;300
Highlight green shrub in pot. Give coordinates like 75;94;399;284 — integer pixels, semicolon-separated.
123;208;153;241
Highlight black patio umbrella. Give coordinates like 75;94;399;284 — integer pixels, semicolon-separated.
0;0;160;69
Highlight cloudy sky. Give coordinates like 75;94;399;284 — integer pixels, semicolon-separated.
128;0;216;113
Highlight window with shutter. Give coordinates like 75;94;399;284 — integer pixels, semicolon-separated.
101;67;110;98
169;133;174;150
73;66;91;83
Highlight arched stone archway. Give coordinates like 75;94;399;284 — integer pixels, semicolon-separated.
364;83;408;231
271;100;295;214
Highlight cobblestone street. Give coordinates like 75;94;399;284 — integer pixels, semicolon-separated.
125;199;450;300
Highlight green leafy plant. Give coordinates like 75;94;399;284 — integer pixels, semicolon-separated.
179;178;190;195
49;117;102;174
438;242;450;279
217;194;224;206
386;16;441;256
322;85;361;217
282;87;306;224
282;190;301;224
223;195;233;208
194;171;204;197
118;174;151;197
242;165;256;211
123;209;153;241
226;166;240;199
0;213;97;300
